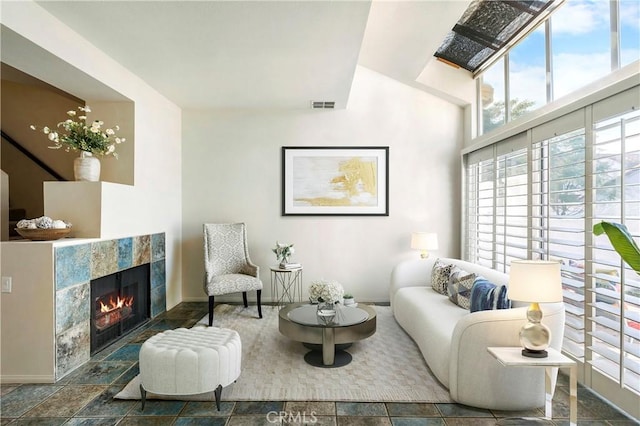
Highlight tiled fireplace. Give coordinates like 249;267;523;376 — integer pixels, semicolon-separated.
54;233;166;380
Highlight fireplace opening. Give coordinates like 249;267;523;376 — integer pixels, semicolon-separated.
90;264;150;355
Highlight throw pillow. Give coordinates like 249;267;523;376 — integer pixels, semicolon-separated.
431;259;454;295
470;277;511;313
447;266;476;310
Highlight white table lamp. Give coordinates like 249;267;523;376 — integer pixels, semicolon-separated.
508;260;563;358
411;232;438;259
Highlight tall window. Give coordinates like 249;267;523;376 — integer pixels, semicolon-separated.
465;134;528;271
551;0;611;99
531;121;587;360
590;106;640;394
509;27;546;116
478;0;639;136
466;151;495;269
464;86;640;411
481;58;506;134
620;0;640;67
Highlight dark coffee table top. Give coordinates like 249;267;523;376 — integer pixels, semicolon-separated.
287;304;369;328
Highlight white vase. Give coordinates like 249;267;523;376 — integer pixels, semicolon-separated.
74;152;101;181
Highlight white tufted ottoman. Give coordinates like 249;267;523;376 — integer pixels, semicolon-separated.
139;326;241;410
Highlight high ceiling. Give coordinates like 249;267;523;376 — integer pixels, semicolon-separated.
27;0;471;110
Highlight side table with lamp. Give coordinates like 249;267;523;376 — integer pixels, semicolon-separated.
489;260;576;425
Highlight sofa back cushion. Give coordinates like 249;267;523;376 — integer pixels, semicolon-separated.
431;259;454;295
470;277;511;312
447;266;476;310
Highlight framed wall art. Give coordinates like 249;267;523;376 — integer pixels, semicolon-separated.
281;146;389;216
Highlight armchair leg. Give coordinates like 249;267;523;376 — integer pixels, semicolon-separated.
242;292;248;308
257;289;263;318
208;296;215;326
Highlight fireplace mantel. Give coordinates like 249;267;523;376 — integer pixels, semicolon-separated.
0;233;166;383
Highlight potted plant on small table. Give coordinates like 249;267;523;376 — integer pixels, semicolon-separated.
343;293;356;307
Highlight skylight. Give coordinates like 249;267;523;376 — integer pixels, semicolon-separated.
435;0;563;75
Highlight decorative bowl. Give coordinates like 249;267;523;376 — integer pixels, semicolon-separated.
15;227;72;241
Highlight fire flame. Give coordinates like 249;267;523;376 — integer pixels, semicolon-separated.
99;295;134;313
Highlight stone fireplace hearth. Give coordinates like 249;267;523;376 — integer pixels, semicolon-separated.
55;233;165;380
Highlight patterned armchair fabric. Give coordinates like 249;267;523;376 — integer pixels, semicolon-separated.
203;223;263;325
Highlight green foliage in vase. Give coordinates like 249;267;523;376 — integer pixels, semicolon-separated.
30;105;125;157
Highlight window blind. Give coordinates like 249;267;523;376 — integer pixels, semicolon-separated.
590;108;640;394
531;127;587;360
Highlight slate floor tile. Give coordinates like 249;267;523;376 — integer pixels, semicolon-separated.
435;403;494;417
113;363;139;384
117;416;176;425
0;384;64;417
126;399;186;416
74;385;136;417
336;416;392;425
64;361;133;385
23;385;107;418
337;402;388;416
386;402;440;417
227;415;281;426
391;418;445;426
103;344;142;362
180;400;235;416
173;417;229;426
9;418;68;426
440;419;499;426
65;417;121;426
233;400;285;415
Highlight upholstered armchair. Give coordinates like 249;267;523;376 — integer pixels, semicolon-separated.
204;223;263;326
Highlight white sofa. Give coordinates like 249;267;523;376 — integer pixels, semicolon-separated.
390;257;566;410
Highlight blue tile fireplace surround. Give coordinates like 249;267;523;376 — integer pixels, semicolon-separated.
54;233;166;380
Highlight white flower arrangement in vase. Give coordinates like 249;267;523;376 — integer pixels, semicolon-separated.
308;279;344;304
30;105;125;158
272;241;295;266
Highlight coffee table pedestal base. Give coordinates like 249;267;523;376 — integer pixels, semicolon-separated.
304;350;352;368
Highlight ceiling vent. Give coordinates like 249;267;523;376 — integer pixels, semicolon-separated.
311;101;335;109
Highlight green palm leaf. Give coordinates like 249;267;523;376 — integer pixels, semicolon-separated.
593;221;640;273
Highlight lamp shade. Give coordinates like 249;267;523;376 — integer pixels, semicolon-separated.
411;232;438;251
508;260;563;303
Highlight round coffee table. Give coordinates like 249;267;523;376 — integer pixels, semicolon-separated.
278;303;376;367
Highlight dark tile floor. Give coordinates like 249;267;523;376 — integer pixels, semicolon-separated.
1;302;637;425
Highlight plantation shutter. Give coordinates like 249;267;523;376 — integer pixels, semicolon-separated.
466;146;495;267
465;133;527;270
590;95;640;394
531;110;587;360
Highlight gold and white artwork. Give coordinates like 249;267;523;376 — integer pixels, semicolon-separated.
292;156;378;207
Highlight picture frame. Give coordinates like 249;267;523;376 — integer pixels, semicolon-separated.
282;146;389;216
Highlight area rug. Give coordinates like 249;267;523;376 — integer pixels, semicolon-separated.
115;304;452;402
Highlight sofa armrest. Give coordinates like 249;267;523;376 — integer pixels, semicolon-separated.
448;304;565;410
390;258;436;308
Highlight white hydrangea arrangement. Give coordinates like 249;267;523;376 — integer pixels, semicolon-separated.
309;279;344;304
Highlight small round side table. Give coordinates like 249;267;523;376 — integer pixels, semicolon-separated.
270;265;303;308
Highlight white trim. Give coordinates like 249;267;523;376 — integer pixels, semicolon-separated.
1;375;55;384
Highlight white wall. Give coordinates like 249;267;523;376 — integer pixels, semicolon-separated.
0;1;183;308
182;66;463;303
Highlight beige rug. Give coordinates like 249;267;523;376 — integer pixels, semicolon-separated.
115;303;452;402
